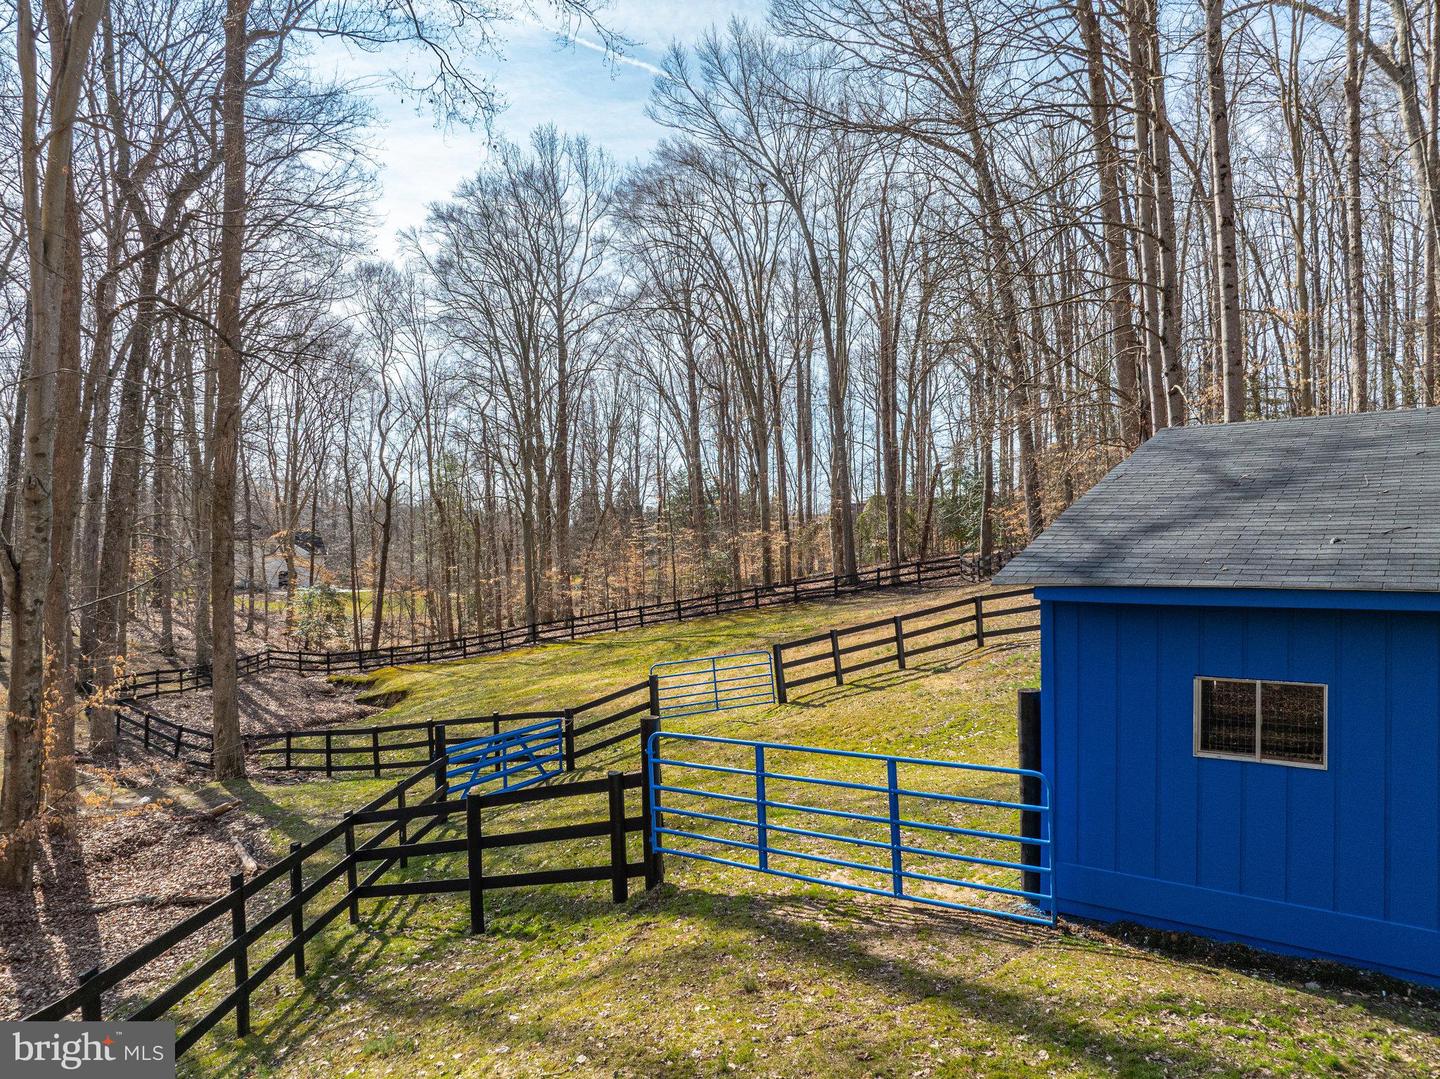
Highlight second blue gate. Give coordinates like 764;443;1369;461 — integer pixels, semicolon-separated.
646;731;1053;926
649;651;776;719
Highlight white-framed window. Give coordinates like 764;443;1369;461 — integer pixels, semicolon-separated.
1193;677;1327;769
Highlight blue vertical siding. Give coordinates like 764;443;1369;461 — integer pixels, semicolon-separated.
1040;590;1440;985
1114;604;1158;879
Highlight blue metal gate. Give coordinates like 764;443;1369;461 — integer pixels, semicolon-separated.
445;717;564;796
646;732;1053;926
649;651;776;719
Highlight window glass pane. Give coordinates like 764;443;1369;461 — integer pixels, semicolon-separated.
1199;678;1256;756
1260;682;1325;764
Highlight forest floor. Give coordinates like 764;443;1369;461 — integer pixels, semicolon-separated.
6;584;1440;1075
0;748;282;1018
148;672;378;737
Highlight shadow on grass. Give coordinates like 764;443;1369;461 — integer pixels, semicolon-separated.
179;864;1440;1079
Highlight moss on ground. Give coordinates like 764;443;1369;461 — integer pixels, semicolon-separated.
165;587;1439;1077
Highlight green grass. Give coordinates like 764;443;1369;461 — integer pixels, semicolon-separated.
163;587;1440;1077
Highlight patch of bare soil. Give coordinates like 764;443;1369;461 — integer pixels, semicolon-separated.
0;758;277;1020
145;671;379;736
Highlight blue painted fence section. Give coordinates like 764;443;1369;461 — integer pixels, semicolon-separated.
647;732;1055;926
445;717;565;796
650;651;776;719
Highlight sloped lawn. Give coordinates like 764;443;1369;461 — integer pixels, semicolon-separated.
167;589;1439;1077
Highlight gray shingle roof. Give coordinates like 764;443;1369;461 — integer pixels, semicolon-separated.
992;408;1440;593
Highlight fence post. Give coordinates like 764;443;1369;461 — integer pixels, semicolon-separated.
974;596;986;648
771;643;788;704
647;674;660;719
397;787;409;869
492;713;502;772
143;712;152;750
894;615;907;671
371;729;381;778
325;731;334;780
639;715;664;888
229;874;250;1036
288;842;306;978
285;732;293;771
173;724;182;759
343;813;359;926
79;967;101;1021
829;629;844;687
563;710;576;771
433;724;448;796
607;771;629;903
1018;689;1043;901
466;790;485;934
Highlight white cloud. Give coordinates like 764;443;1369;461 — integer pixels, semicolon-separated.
311;1;767;259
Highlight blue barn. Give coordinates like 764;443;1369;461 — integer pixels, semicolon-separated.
994;409;1440;985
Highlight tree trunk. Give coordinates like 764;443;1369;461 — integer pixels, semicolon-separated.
1;0;105;888
1205;0;1246;420
209;0;251;780
1344;0;1368;410
1077;0;1148;448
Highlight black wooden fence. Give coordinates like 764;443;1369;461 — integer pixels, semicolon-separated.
110;698;216;767
114;588;1040;774
21;741;663;1057
243;677;651;778
771;587;1039;701
52;588;1046;1053
118;549;1012;699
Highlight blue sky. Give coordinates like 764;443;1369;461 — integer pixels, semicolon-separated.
312;1;768;256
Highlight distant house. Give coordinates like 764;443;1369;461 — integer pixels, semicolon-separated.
995;409;1440;986
259;531;326;591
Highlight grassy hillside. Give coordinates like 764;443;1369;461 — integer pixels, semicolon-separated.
172;586;1440;1077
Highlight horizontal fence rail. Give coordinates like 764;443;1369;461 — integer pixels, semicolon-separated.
118;549;1014;700
647;731;1054;927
